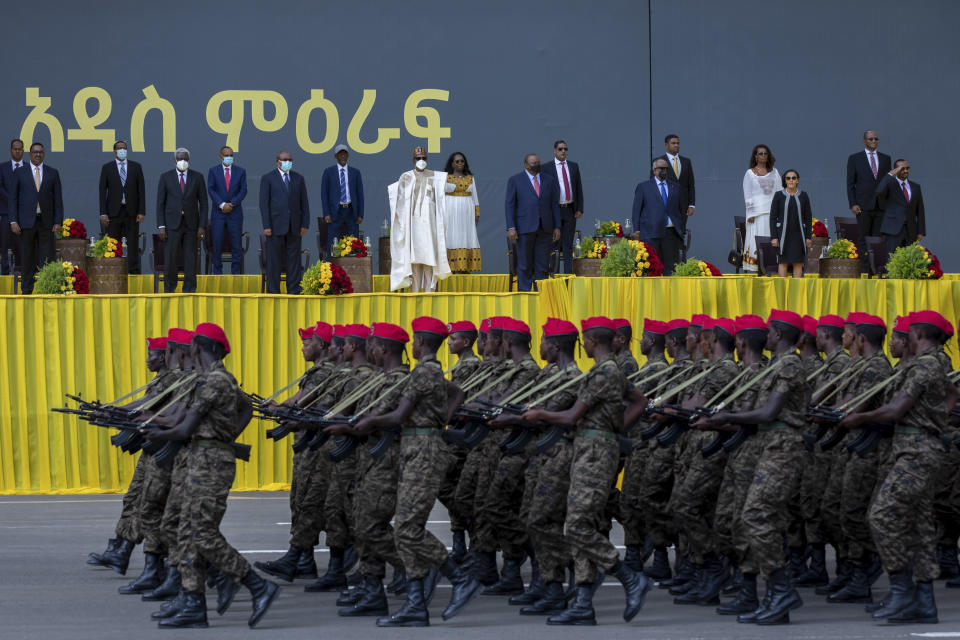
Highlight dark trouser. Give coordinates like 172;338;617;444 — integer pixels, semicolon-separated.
884;225;912;255
645;229;684;276
516;227;552;291
210;209;243;274
555;205;576;274
326;206;358;255
19;222;55;294
856;209;882;272
0;214;12;275
163;226;198;293
106;206;141;274
266;231;303;294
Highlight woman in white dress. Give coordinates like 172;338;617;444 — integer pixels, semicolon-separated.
742;145;781;272
442;152;481;273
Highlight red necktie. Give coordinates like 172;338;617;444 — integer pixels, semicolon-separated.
533;175;540;197
179;173;185;194
869;152;877;179
561;162;571;201
901;181;910;203
224;167;230;192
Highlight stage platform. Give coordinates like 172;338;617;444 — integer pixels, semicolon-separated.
3;273;959;494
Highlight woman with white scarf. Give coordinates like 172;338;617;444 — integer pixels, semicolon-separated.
741;145;780;272
769;169;813;277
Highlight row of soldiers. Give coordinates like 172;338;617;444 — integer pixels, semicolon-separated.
83;308;958;627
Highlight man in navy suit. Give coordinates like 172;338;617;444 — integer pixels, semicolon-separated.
875;159;925;254
157;147;208;293
0;139;25;275
260;150;310;294
207;146;248;274
99;140;146;273
505;153;561;291
847;130;891;271
320;144;363;255
10;142;63;294
631;158;685;275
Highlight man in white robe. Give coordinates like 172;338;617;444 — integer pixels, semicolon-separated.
388;147;452;292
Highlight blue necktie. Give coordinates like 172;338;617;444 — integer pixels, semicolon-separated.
283;172;290;190
339;168;347;203
119;162;126;204
659;181;672;227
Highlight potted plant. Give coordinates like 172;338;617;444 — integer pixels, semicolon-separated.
33;260;89;295
600;238;664;277
596;220;624;244
56;218;88;272
300;260;354;295
329;235;371;292
673;257;723;277
885;243;943;280
804;218;830;274
572;235;607;276
818;238;860;279
86;235;127;293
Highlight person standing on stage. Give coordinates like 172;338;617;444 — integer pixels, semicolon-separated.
875;159;925;254
9;142;63;294
442;152;481;273
206;146;247;274
321;144;364;256
259;150;310;294
505;153;560;291
0;139;26;275
99;140;145;274
847;130;891;272
769;170;813;278
631;158;684;274
741;145;780;273
157;148;207;293
545;140;583;274
656;134;695;219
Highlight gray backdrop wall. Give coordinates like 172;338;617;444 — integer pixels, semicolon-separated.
1;1;954;274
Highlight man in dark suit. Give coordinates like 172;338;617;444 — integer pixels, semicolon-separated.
505;153;561;291
875;159;925;254
206;146;248;274
545;140;583;274
157;147;207;293
260;150;310;294
655;134;696;218
0;138;25;275
320;144;363;256
847;130;891;271
9;142;63;294
99;140;146;274
632;158;685;275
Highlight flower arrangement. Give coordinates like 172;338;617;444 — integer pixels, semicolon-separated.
89;236;123;258
33;260;89;295
58;218;87;239
333;235;368;258
885;243;943;280
811;218;828;238
301;260;353;295
825;238;858;259
597;221;623;237
600;238;663;277
579;236;607;259
673;257;723;277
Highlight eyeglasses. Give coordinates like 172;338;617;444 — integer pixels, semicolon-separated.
556;147;568;151
755;151;769;156
866;137;879;141
785;176;798;180
30;150;44;155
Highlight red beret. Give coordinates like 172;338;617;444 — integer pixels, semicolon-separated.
448;320;477;335
845;312;870;325
146;337;168;351
909;310;954;337
768;309;803;330
666;319;689;333
194;322;230;354
818;314;845;329
168;328;195;345
313;321;333;344
478;318;491;334
713;317;735;336
690;314;712;327
643;318;667;335
332;324;347;339
503;318;531;337
856;314;887;331
613;318;631;330
802;315;818;337
299;325;316;340
344;324;370;340
735;314;768;333
489;316;509;331
371;322;409;343
892;316;911;334
581;316;617;332
700;317;716;330
412;316;450;337
543;317;579;338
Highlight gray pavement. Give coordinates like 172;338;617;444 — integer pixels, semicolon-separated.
0;491;956;639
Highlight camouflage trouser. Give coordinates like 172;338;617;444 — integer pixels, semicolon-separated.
437;443;470;532
289;440;333;551
527;439;573;583
840;439;890;565
177;446;250;593
114;453;148;543
740;429;803;577
520;447;540;533
820;435;853;560
323;445;357;550
452;442;483;532
800;446;833;545
637;441;677;548
870;433;944;582
714;433;763;560
159;448;190;566
933;445;960;548
140;454;173;555
619;441;650;547
671;434;727;563
352;442;401;580
466;437;505;553
477;446;531;562
566;434;621;584
395;432;449;580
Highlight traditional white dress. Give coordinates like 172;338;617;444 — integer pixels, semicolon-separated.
388;169;452;291
443;175;481;272
742;167;781;271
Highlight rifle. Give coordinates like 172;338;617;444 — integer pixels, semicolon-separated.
845;422;893;458
805;369;903;451
698;362;783;457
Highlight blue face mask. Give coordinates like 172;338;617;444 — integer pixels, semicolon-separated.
222;156;233;167
280;160;293;172
116;148;127;161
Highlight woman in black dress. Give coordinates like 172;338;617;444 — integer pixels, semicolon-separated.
770;169;813;277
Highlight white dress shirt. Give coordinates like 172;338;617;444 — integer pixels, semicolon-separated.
666;152;681;178
897;177;911;201
12;160;23;172
554;158;572;203
338;164;351;204
864;149;880;177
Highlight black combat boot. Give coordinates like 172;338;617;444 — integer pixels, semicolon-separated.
668;559;697;595
717;572;758;615
151;589;186;619
304;547;347;591
376;578;429;627
816;558;851;595
141;565;181;601
158;592;208;628
865;590;890;613
612;560;652;621
482;557;525;595
336;579;369;607
520;581;567;615
673;563;706;604
645;547;672;581
340;577;389;617
754;568;803;625
723;560;743;595
387;565;406;594
509;556;544;605
546;584;596;626
871;570;915;619
343;543;358;573
827;564;872;604
939;545;960;580
422;568;440;605
450;531;468;565
787;547;807;580
253;546;299;581
88;538;119;566
439;556;483;620
865;552;883;586
99;538;136;575
206;565;220;589
296;548;318;579
794;543;829;587
693;554;729;605
948;575;960;589
624;545;644;572
471;551;500;586
119;552;163;594
736;575;773;623
888;580;938;624
216;572;240;615
242;568;281;628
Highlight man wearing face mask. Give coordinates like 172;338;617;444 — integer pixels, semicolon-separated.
207;146;248;274
321;144;364;257
631;158;685;275
259;150;310;294
157;148;207;293
387;147;451;292
0;139;26;275
505;153;561;291
99;140;146;273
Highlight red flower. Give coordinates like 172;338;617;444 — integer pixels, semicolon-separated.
642;242;664;276
72;266;89;294
812;220;828;238
704;261;723;276
616;226;623;238
927;251;944;280
347;238;368;258
328;263;354;294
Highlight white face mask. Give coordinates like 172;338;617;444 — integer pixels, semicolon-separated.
176;160;189;171
415;159;427;171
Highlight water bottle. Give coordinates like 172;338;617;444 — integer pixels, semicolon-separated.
594;219;601;235
331;236;339;257
380;219;390;238
623;218;633;237
364;235;372;254
121;237;128;256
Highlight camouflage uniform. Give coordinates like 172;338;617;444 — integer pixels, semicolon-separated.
796;353;829;548
739;352;810;577
394;354;451;579
565;353;626;584
816;349;853;561
177;362;252;592
452;358;496;531
931;352;960;555
600;350;640;535
439;351;482;534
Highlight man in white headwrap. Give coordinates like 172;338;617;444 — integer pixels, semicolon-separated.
388;147;452;292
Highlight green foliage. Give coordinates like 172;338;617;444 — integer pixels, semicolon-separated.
886;242;932;279
33;261;67;294
673;258;704;276
600;239;637;276
826;238;858;259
